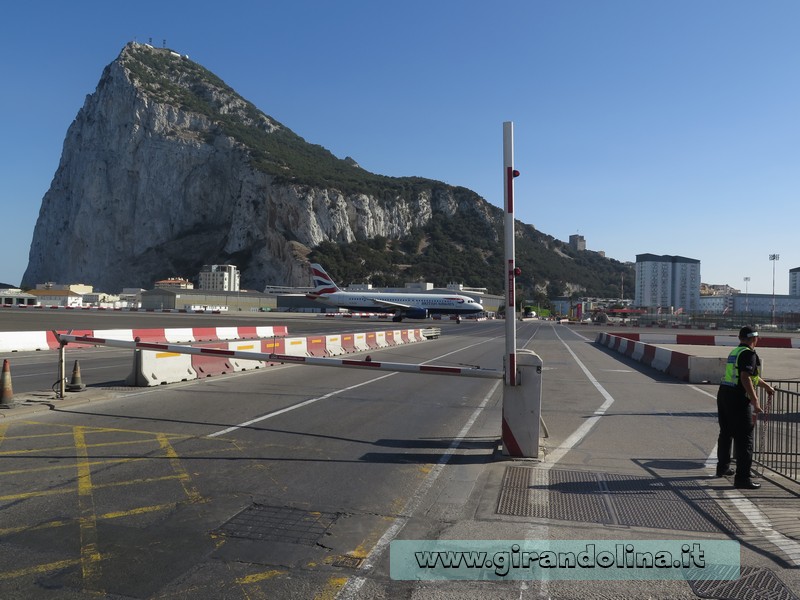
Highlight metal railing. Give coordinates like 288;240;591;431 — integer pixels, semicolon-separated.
753;380;800;483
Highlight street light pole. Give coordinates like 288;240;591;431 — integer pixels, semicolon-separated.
769;254;780;326
743;276;750;316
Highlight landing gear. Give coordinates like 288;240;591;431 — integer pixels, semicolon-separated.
456;316;462;324
392;315;403;322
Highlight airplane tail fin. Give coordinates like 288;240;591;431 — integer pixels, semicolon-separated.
307;263;341;298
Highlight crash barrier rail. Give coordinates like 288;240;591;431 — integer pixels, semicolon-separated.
754;380;800;483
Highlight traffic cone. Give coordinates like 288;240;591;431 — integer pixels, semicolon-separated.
0;359;16;408
65;360;86;392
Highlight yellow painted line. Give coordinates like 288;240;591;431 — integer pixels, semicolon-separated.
289;340;303;345
0;558;81;581
0;487;76;502
235;569;286;584
0;436;188;457
234;344;255;350
328;337;340;342
0;504;176;537
156;352;181;358
14;421;188;437
0;430;73;440
157;433;203;504
0;457;144;477
313;576;348;600
92;474;184;490
74;426;104;591
99;502;176;520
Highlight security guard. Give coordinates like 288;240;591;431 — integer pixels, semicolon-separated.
716;326;775;489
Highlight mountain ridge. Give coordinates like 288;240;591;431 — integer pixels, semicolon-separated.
23;42;633;298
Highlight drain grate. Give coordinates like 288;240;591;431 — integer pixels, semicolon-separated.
498;467;740;534
216;504;338;545
331;554;365;569
689;566;799;600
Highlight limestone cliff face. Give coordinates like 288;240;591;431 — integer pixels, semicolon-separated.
23;43;497;291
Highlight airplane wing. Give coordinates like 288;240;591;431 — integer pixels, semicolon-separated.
372;298;413;310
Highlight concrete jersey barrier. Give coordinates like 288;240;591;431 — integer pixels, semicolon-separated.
596;332;726;384
0;325;290;353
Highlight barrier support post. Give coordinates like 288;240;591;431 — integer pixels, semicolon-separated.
58;340;66;399
501;349;543;458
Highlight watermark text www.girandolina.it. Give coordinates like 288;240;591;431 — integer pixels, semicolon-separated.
390;540;740;581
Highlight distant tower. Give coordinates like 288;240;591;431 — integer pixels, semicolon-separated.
569;234;586;251
199;265;240;292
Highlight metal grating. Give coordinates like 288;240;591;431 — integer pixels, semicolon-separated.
216;504;338;545
689;566;799;600
497;467;741;534
331;554;365;569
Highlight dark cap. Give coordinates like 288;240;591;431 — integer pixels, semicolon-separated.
739;326;758;339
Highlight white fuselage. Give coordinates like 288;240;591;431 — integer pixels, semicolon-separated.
314;291;483;315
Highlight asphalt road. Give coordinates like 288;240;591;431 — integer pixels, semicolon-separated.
2;317;798;599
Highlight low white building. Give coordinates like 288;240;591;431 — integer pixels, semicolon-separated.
0;288;39;307
28;289;83;307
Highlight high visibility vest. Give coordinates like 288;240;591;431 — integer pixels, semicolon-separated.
720;345;760;388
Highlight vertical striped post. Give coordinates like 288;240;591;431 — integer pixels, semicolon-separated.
503;121;519;386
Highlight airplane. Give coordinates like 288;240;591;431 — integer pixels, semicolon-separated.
306;263;484;322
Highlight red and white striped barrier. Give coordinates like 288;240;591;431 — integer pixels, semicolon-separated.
323;312;390;319
596;333;725;383
610;332;800;349
55;332;501;386
0;326;289;353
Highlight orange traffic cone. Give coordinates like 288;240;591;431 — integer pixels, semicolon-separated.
66;360;86;392
0;359;17;409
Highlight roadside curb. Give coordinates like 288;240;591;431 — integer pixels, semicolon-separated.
0;388;119;419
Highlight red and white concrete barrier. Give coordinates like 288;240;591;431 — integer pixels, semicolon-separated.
324;335;345;356
596;333;725;383
0;326;290;353
611;332;800;349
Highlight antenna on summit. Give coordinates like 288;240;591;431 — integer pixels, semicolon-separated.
163;39;167;48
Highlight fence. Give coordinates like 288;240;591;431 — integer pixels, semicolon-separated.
754;380;800;483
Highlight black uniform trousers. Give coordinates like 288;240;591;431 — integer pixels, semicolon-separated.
716;384;755;482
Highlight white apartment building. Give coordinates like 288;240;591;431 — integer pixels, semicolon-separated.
199;264;240;292
634;254;700;312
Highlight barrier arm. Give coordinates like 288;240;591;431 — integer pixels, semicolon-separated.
54;334;503;380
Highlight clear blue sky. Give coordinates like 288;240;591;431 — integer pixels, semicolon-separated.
1;1;797;294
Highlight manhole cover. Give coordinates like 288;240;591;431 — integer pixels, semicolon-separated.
689;566;799;600
216;504;338;545
498;467;740;534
